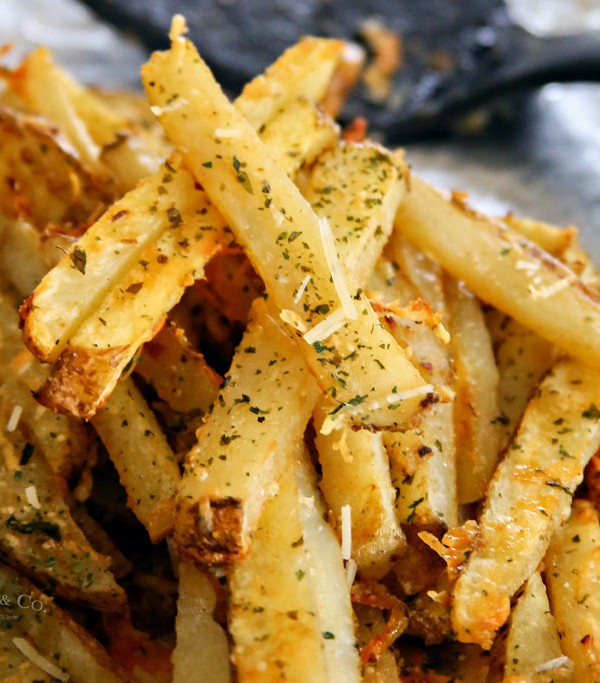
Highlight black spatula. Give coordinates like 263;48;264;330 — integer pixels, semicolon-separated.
77;0;600;141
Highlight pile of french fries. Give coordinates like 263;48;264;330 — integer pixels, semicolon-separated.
0;14;599;682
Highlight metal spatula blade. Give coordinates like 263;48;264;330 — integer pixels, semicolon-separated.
77;0;600;140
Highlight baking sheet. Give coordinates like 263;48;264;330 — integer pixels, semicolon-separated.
2;0;599;258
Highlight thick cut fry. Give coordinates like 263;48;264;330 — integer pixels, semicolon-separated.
21;153;204;363
493;316;556;453
172;563;231;683
303;141;405;290
369;259;457;527
176;299;320;563
0;296;92;478
235;36;346;129
258;97;339;177
143;36;430;430
487;571;571;683
503;213;576;257
0;218;48;298
91;377;180;542
0;563;127;682
395;176;600;370
452;357;600;648
229;448;360;682
315;422;404;578
445;276;501;504
136;322;221;415
0;425;124;611
544;499;600;683
0;107;110;229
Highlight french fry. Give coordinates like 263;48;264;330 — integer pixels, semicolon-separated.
503;213;576;257
315;420;405;578
302;141;405;291
136;322;221;416
444;276;501;504
21;152;205;364
368;259;457;527
0;107;110;229
487;571;571;682
494;316;557;453
544;499;600;683
172;563;231;683
91;377;180;542
0;295;92;479
0;423;124;611
257;97;339;178
451;357;600;649
176;298;320;563
235;36;346;129
142;33;431;430
229;446;360;682
0;563;127;682
395;175;600;371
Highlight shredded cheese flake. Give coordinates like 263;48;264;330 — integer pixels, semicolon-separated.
341;504;352;561
25;485;41;510
12;638;69;681
535;656;570;673
529;277;572;300
293;275;311;305
317;216;357;320
345;558;358;587
6;405;22;433
303;307;348;345
149;98;188;116
214;127;242;138
387;383;434;404
515;259;540;273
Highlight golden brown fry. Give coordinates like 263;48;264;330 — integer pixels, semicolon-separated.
0;423;124;611
395;175;600;371
176;298;319;563
229;446;360;682
91;377;180;542
0;563;127;682
445;276;501;504
544;499;600;683
452;357;600;649
173;563;231;683
488;571;571;683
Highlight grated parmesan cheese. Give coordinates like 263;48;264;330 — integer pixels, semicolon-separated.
149;98;188;117
214;127;242;138
387;383;434;404
515;259;540;273
293;275;311;305
25;485;41;510
345;558;358;587
529;277;572;300
340;505;352;561
303;308;348;345
535;656;570;673
318;216;357;320
12;638;69;681
6;405;22;433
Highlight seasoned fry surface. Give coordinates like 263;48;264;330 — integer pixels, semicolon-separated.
0;16;599;682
